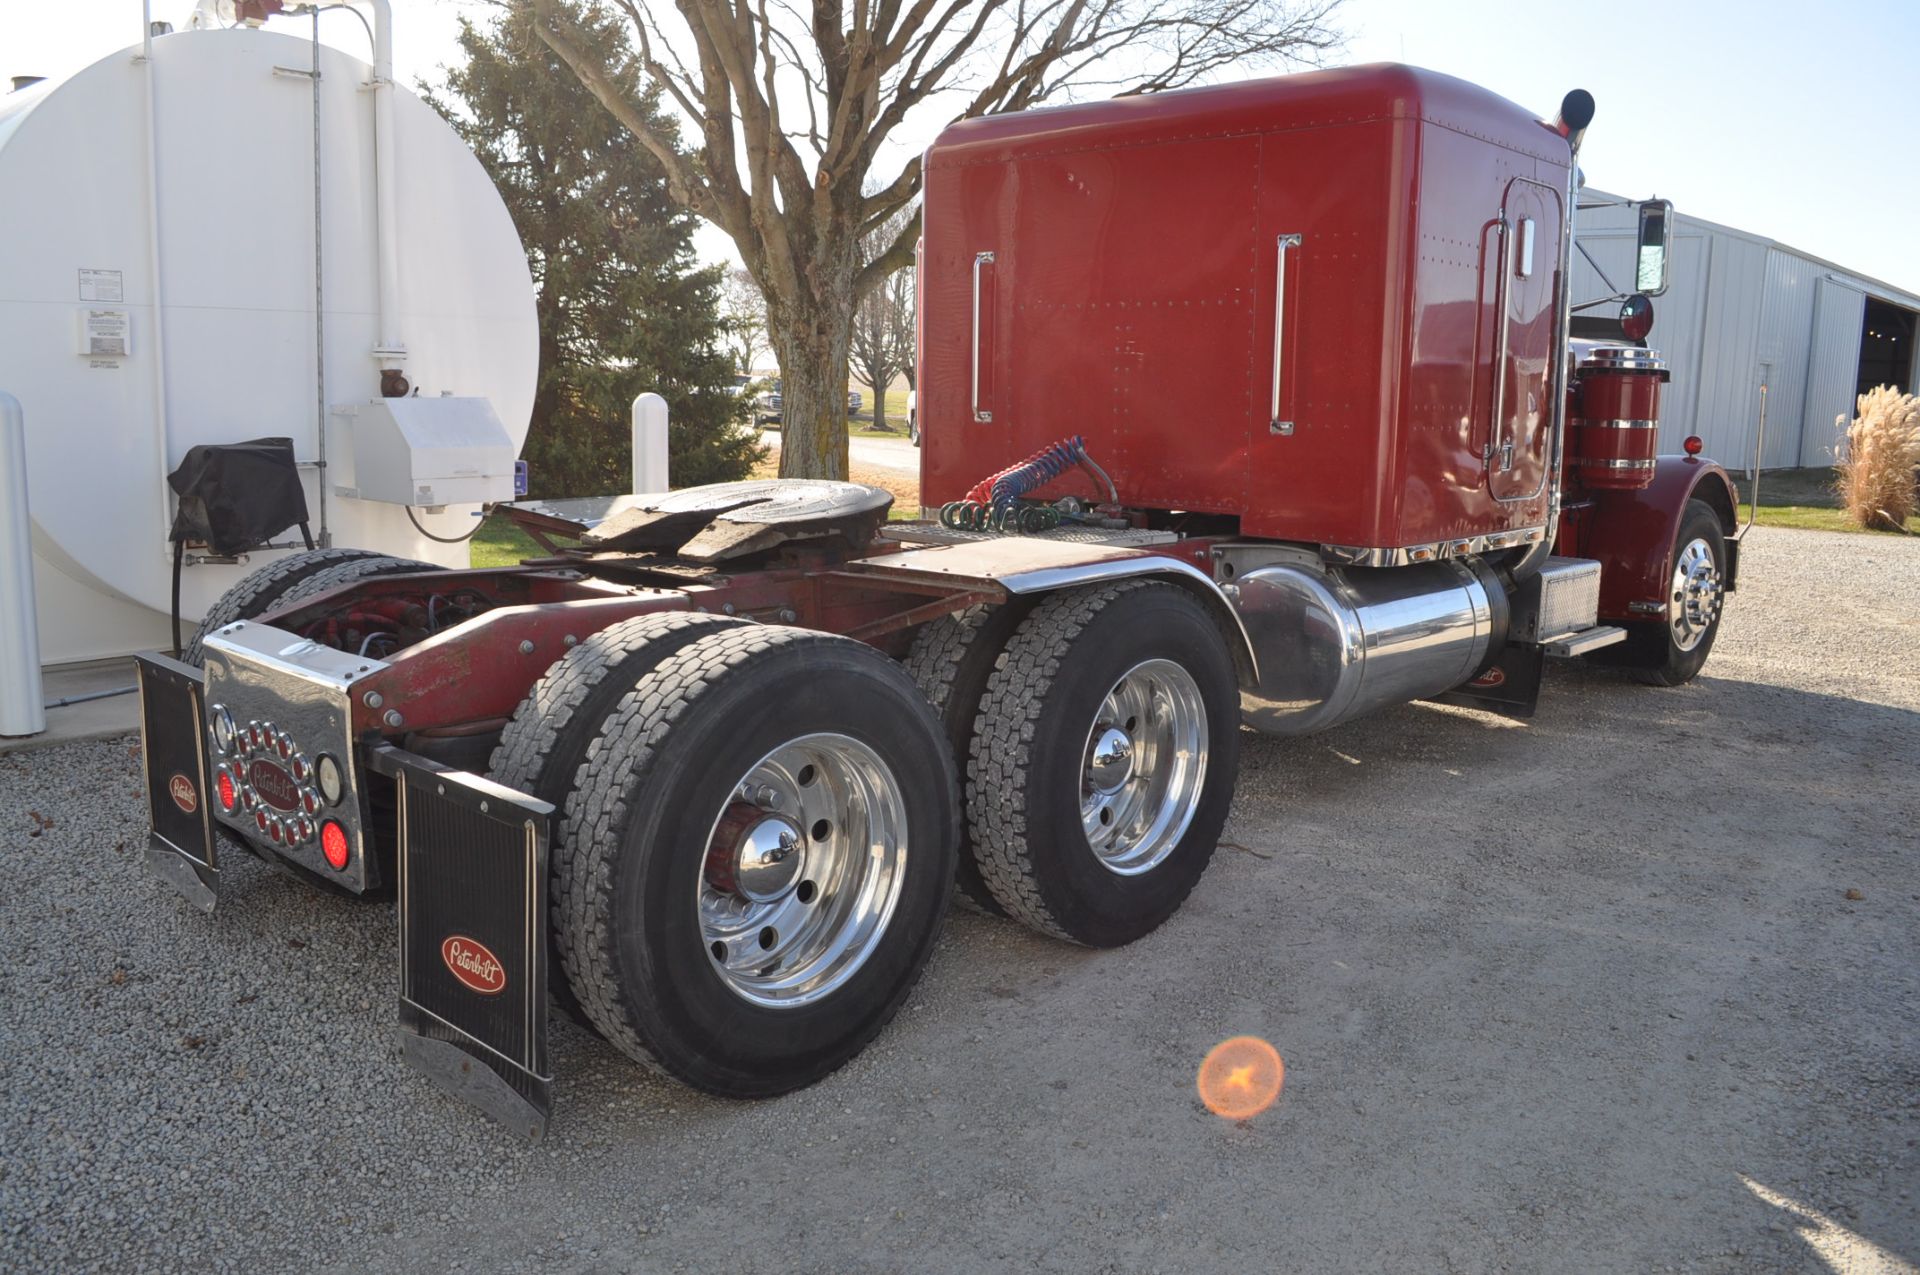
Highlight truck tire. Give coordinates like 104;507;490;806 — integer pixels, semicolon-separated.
903;603;1036;916
489;611;748;1022
1593;499;1727;687
558;625;960;1096
182;548;439;667
966;581;1240;947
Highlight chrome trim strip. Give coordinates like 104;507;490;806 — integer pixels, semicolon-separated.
1576;457;1657;470
397;772;411;1001
971;251;994;423
1491;210;1513;469
1578;346;1668;372
524;818;538;1071
1572;417;1659;430
1270;233;1302;432
1320;525;1547;569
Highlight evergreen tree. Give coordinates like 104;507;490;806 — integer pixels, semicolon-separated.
426;3;762;497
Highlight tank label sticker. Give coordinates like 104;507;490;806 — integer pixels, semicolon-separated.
79;309;129;358
441;937;507;996
168;774;198;815
77;268;123;302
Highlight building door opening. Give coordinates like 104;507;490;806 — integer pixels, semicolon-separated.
1857;297;1916;397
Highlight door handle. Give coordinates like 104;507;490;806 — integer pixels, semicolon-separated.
972;251;994;423
1270;233;1302;434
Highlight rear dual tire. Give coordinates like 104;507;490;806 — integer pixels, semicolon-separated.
500;620;959;1097
183;548;439;667
963;582;1241;947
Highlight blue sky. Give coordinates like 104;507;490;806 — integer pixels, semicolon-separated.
1338;0;1920;291
6;0;1916;291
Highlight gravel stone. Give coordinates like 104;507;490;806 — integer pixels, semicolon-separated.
1;525;1916;1272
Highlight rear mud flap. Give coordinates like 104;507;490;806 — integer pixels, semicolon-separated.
134;652;218;912
370;746;555;1139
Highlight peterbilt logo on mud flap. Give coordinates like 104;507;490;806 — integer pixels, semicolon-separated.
248;759;300;811
441;936;507;995
168;774;197;814
1469;667;1507;689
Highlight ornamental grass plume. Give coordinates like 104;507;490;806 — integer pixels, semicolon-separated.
1835;385;1920;531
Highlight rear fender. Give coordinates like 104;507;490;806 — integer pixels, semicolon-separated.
845;537;1258;686
1574;457;1740;622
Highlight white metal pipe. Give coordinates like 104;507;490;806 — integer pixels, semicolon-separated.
365;0;404;373
0;392;46;738
139;1;176;552
632;393;670;495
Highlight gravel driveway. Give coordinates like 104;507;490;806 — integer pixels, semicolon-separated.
3;525;1916;1274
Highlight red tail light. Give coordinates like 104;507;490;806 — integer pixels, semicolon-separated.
320;820;350;871
1683;435;1703;456
216;768;238;812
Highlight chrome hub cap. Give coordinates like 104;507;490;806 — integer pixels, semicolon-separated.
732;815;805;902
699;733;907;1008
1080;659;1208;876
1087;727;1136;794
1669;537;1723;653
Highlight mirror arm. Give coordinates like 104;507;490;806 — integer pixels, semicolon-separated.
1576;238;1620;296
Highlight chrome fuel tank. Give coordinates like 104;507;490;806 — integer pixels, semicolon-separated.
1229;555;1499;737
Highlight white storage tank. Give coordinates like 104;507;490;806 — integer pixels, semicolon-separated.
0;18;537;663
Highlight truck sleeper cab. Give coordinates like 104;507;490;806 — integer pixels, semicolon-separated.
134;64;1741;1136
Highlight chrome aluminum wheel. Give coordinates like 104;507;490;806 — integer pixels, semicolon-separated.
698;733;908;1008
1669;537;1723;652
1079;658;1208;876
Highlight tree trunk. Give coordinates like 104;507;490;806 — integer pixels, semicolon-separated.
855;354;895;432
769;293;853;481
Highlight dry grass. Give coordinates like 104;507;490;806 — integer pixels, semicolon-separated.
749;452;921;516
1835;385;1920;531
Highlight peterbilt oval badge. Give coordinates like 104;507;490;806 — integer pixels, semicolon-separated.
248;758;301;811
441;936;507;996
1468;667;1507;689
168;774;198;814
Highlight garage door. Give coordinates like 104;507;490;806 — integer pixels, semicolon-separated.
1798;278;1865;467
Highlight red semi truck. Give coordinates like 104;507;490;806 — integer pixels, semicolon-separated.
135;65;1739;1135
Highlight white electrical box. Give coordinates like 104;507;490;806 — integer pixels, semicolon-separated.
337;396;516;507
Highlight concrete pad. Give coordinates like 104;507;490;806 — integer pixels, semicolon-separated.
0;657;141;753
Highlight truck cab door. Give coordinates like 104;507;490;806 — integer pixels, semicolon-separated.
1488;179;1564;504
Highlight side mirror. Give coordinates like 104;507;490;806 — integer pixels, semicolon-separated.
1635;199;1673;297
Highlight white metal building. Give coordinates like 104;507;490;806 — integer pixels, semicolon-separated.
1573;192;1920;471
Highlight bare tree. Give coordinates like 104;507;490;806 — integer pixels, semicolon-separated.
528;0;1344;479
849;205;915;432
718;266;771;376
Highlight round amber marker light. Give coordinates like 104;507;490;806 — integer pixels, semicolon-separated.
1197;1036;1285;1120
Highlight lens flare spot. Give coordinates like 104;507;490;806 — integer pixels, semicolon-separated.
1197;1036;1284;1120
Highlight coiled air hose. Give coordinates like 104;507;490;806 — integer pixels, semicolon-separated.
940;435;1118;534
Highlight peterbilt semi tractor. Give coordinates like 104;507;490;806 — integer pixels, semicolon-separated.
135;64;1740;1135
